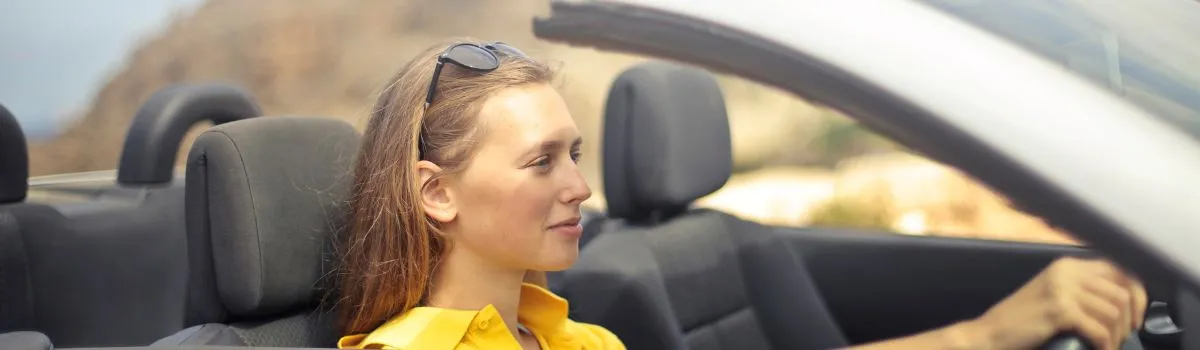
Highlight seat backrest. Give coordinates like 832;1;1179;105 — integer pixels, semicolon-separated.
561;62;847;350
3;180;193;347
157;116;359;347
0;104;34;332
0;210;34;333
22;185;190;347
0;85;262;347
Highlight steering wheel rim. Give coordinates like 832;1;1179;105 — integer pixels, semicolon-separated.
1039;333;1093;350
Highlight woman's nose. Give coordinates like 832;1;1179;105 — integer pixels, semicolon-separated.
562;166;592;204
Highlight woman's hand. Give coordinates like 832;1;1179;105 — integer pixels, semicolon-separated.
969;257;1148;350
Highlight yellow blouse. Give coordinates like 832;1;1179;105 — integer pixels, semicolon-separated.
337;283;625;349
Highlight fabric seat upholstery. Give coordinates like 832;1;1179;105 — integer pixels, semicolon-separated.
9;188;191;347
155;116;359;347
0;209;33;333
0;104;34;333
3;102;195;347
560;62;848;350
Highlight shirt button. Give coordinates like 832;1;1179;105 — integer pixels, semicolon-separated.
478;320;490;329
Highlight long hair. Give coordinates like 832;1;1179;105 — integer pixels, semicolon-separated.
336;39;557;335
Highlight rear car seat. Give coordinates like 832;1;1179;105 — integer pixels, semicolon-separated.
155;116;359;347
0;85;261;347
0;103;34;333
560;62;848;350
1;104;181;347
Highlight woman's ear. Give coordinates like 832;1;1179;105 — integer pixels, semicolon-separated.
416;160;457;223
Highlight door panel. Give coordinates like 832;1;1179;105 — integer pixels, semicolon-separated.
775;227;1170;345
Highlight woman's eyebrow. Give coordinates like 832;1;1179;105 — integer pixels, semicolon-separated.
518;140;563;160
523;136;583;157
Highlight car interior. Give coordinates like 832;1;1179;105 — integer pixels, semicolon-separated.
0;60;1182;350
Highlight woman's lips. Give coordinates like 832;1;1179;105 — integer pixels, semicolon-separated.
549;217;583;238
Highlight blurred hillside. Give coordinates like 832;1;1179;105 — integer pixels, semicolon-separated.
25;0;850;184
24;0;1074;244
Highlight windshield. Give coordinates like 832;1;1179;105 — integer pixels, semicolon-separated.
916;0;1200;136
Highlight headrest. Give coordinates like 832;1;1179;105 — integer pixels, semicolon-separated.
602;62;732;222
0;104;28;203
185;117;359;320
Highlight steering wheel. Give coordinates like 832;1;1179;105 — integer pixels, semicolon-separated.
1039;333;1092;350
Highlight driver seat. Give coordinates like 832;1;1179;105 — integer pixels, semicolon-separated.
560;62;848;350
154;116;359;347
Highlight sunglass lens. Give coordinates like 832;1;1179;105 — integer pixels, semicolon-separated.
444;44;499;71
487;42;528;58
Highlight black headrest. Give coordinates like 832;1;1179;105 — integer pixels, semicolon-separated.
602;62;732;222
184;117;359;321
118;83;261;185
0;104;28;203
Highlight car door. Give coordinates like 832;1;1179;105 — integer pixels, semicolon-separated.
532;0;1200;347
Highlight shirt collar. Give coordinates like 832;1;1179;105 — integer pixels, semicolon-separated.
340;283;572;349
517;282;571;335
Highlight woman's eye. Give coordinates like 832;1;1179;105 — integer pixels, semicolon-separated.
532;156;552;168
570;151;582;163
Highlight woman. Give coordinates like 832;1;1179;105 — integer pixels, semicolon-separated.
336;38;1147;350
336;39;613;350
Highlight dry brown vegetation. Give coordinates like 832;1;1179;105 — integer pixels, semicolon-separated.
26;0;1076;244
27;0;827;184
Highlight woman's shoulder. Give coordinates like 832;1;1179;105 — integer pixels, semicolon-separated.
337;307;479;349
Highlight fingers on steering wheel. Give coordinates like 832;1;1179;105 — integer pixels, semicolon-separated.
1082;259;1148;330
1083;279;1136;326
1122;275;1149;329
1077;291;1124;345
1055;296;1114;350
1133;285;1148;329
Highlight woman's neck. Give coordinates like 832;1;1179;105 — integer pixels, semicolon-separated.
428;245;527;339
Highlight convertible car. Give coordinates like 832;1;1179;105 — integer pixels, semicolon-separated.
2;0;1198;349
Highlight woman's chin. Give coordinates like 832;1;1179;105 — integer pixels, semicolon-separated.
536;249;579;272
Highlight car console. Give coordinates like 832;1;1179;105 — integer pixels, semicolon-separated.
1141;300;1183;349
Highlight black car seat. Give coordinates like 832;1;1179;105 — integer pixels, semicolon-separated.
0;103;35;333
0;85;261;347
546;206;620;293
154;116;359;347
559;62;848;350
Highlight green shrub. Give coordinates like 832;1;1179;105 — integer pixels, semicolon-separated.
808;195;895;229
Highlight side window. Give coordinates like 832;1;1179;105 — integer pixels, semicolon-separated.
694;76;1080;245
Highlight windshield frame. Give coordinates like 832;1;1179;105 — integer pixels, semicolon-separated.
914;0;1200;139
534;0;1200;296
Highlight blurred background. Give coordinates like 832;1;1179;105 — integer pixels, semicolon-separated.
1;0;1076;244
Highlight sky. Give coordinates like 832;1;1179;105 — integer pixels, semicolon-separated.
0;0;203;138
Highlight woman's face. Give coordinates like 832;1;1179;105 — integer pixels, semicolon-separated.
438;83;592;272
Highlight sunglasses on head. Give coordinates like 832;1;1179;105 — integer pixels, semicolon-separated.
423;41;528;108
418;41;528;159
